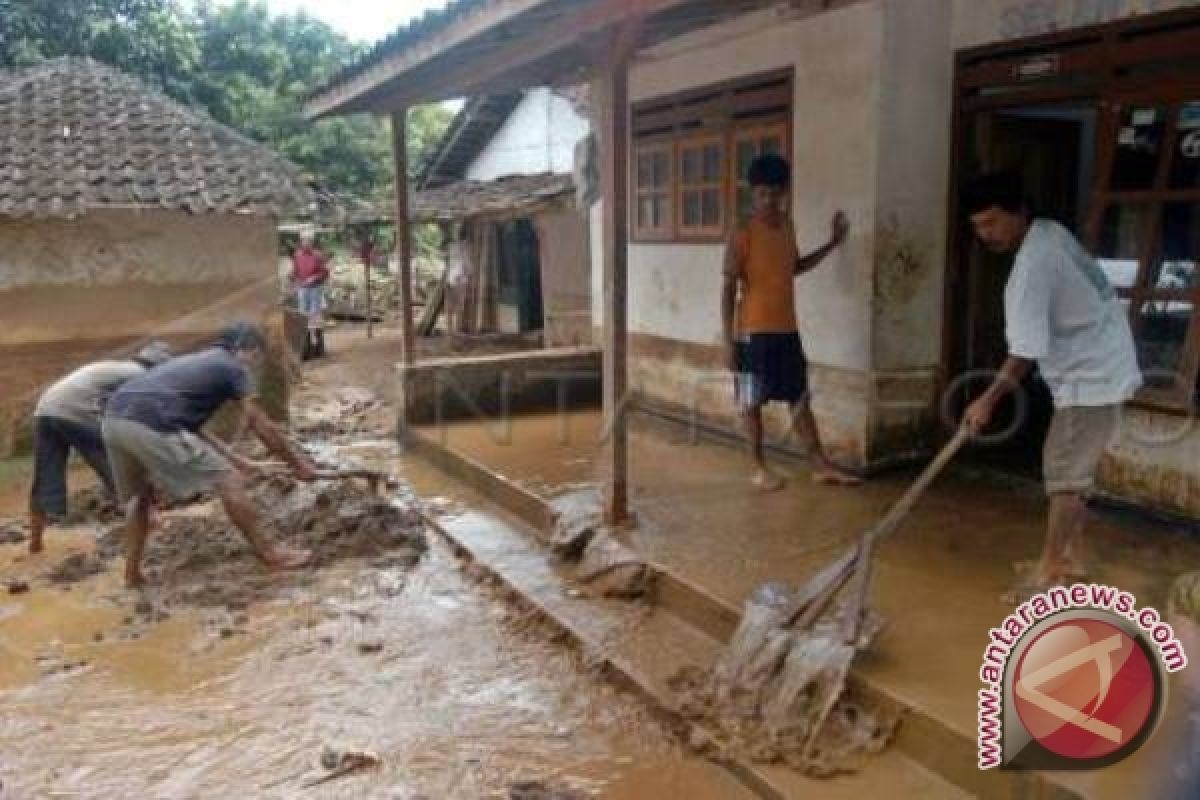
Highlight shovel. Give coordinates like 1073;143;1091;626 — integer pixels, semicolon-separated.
255;463;388;496
715;428;971;744
781;426;972;755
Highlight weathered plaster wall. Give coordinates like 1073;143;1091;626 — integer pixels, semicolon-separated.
1101;411;1200;518
0;208;284;454
465;88;590;182
866;0;955;463
951;0;1199;49
534;207;592;347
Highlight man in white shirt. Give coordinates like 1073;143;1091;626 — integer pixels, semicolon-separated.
29;342;173;553
962;173;1142;591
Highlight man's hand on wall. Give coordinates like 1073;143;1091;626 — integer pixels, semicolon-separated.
830;210;849;247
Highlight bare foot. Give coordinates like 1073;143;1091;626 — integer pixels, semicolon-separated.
125;569;146;588
751;469;786;493
29;536;43;555
262;546;312;570
812;465;863;487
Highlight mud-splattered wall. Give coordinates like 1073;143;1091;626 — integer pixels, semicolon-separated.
582;0;1200;517
0;208;285;454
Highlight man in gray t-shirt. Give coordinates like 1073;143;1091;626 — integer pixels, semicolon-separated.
29;342;173;553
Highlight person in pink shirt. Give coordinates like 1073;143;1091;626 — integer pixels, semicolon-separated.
290;231;330;358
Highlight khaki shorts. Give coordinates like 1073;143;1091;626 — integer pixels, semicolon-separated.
101;418;231;504
1043;405;1121;495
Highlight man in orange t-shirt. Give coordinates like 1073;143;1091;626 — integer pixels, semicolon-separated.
721;154;860;490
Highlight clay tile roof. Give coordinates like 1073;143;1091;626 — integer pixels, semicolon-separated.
0;57;319;219
413;172;574;220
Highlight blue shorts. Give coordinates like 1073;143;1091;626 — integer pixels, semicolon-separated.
733;332;809;410
296;286;325;317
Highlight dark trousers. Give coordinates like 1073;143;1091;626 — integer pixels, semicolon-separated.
30;415;116;519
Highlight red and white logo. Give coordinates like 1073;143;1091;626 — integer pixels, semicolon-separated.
1012;618;1157;762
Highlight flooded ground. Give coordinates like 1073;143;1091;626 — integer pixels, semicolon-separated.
414;407;1200;800
0;332;747;799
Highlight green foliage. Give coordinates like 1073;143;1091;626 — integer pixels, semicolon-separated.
0;0;454;202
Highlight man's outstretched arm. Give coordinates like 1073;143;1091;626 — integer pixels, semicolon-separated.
238;399;318;480
795;211;849;275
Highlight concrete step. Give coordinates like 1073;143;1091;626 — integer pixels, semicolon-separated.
425;506;974;800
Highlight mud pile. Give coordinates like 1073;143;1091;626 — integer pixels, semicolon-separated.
0;519;26;545
291;387;392;440
43;474;427;610
62;486;121;525
668;583;899;778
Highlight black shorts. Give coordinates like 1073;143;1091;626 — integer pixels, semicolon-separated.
733;332;809;409
30;415;116;519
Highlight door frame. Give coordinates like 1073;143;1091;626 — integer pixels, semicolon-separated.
942;5;1200;424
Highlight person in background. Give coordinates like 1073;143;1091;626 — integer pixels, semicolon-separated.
102;323;317;588
721;154;861;491
291;231;330;358
28;342;174;554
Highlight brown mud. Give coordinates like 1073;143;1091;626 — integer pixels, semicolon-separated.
0;332;739;800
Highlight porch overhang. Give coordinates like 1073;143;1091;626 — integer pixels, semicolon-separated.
304;0;844;118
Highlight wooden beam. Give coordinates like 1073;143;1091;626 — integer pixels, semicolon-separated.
598;15;641;527
392;110;416;367
304;0;556;118
352;0;697;112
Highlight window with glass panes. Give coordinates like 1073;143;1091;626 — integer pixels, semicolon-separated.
678;134;725;236
1089;94;1200;408
634;142;673;239
630;70;792;242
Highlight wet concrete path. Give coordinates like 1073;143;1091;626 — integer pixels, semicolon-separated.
417;408;1200;799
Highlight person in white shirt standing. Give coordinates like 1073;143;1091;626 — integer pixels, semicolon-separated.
961;173;1143;592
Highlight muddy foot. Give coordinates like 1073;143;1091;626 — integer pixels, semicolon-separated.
812;465;863;487
751;469;786;493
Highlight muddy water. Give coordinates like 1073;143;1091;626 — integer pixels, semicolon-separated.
0;534;700;798
0;450;747;799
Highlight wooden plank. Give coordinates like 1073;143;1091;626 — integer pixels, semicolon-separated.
305;0;556;117
392;110;416;368
597;17;641;527
356;0;721;112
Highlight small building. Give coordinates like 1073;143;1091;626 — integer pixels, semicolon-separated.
0;57;316;452
418;90;592;345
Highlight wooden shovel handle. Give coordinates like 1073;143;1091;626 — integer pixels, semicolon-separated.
863;426;971;549
840;426;971;640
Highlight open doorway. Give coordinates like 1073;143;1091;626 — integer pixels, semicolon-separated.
950;102;1097;477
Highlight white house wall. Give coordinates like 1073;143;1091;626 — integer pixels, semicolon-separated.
585;0;1200;515
465;88;590;181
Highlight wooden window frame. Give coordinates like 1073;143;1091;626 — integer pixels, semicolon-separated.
1086;85;1200;410
629;69;793;244
676;132;727;240
633;139;674;241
